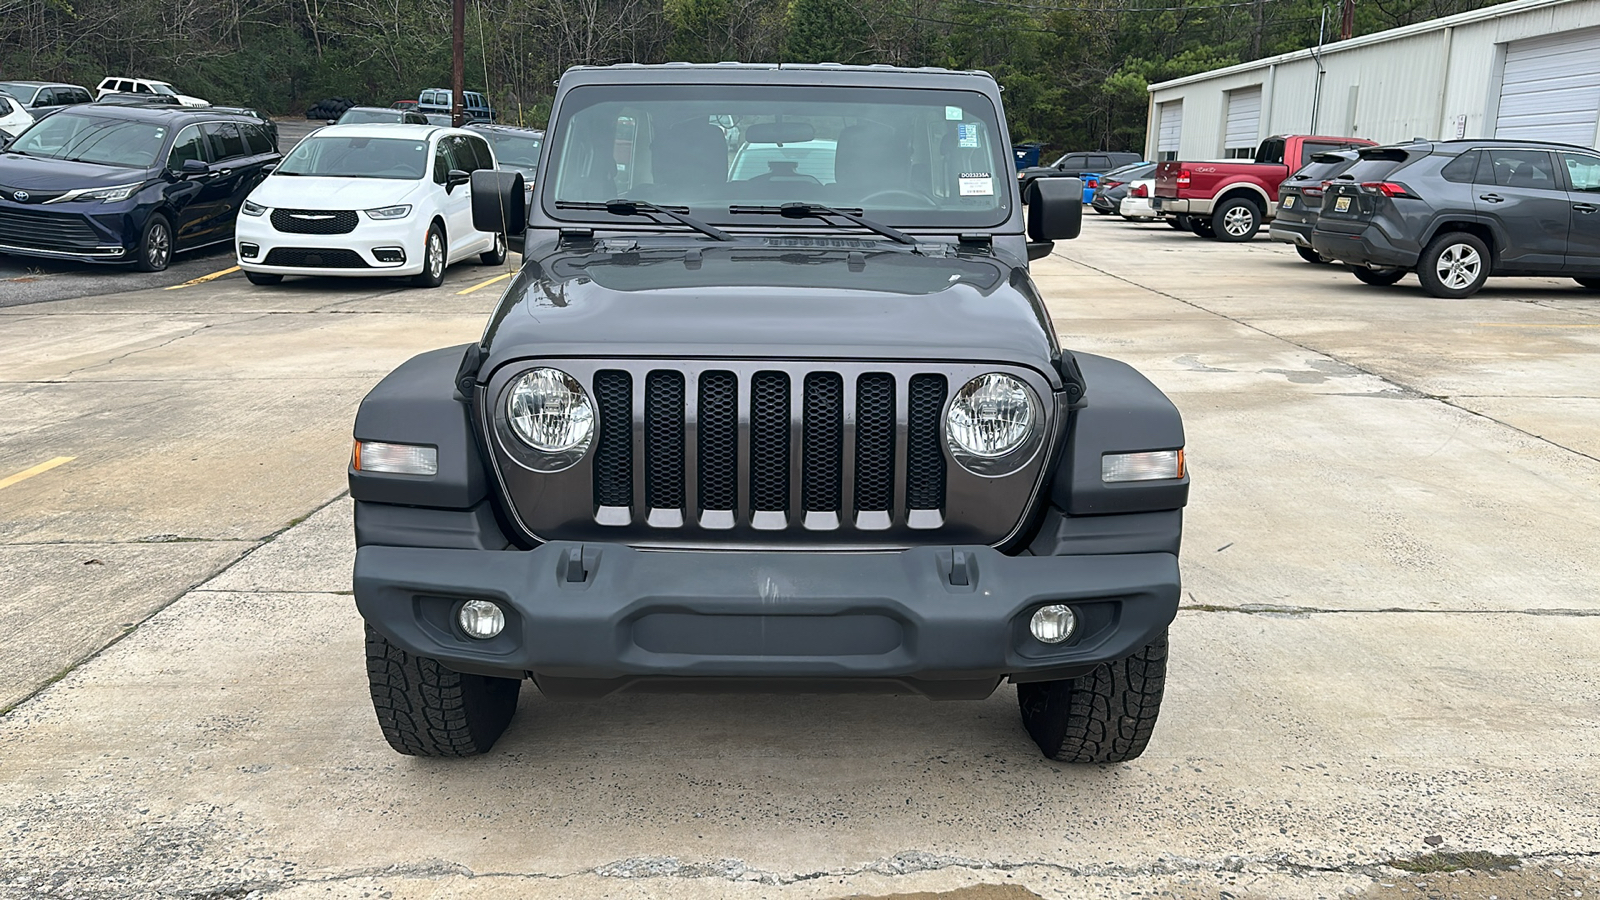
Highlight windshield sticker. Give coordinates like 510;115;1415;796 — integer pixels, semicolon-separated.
957;123;981;148
945;105;963;121
958;173;994;196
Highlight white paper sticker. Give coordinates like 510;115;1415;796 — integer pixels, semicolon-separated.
958;173;994;196
957;123;980;148
946;105;963;120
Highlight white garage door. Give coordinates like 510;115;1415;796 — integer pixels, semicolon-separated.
1494;27;1600;148
1224;87;1262;156
1158;102;1182;160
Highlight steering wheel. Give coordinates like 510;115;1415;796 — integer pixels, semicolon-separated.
858;189;938;209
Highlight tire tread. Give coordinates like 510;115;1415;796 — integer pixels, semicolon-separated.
364;624;520;757
1018;633;1168;764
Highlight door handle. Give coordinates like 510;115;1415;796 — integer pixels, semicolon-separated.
1479;193;1504;203
1576;203;1599;214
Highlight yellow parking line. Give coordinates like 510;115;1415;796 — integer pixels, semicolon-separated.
1477;322;1600;328
0;457;75;491
164;266;241;290
457;272;512;296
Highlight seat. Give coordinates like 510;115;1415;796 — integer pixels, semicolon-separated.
649;120;728;195
832;122;909;198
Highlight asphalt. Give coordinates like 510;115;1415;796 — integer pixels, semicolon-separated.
1;216;1597;900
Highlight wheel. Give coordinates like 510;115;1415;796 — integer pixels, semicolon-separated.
364;625;521;757
479;231;507;266
411;223;446;288
1212;198;1262;242
1296;245;1331;264
245;272;282;286
1350;264;1407;286
1578;277;1600;290
1168;215;1190;230
1417;232;1489;298
1191;218;1217;239
134;214;172;272
1017;631;1168;763
1094;206;1114;215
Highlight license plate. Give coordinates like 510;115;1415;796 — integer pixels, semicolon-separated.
1334;196;1351;212
1282;195;1295;209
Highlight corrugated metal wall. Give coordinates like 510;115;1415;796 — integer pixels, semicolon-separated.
1147;0;1600;159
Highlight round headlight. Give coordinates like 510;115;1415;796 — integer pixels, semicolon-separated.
946;373;1040;465
506;367;594;457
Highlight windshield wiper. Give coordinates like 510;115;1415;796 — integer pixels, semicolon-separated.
729;202;916;245
556;199;734;242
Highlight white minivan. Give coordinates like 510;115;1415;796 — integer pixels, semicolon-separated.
235;124;508;288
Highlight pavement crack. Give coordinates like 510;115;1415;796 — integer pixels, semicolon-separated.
55;314;269;379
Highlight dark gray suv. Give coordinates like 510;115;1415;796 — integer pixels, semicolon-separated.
1312;140;1600;297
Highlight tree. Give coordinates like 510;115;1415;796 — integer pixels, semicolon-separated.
784;0;872;63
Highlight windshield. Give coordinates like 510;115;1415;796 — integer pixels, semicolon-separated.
277;135;427;179
7;113;167;167
545;84;1011;228
482;131;541;168
337;108;401;125
0;83;35;104
149;82;178;97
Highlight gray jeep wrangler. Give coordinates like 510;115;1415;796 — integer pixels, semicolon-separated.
350;64;1188;763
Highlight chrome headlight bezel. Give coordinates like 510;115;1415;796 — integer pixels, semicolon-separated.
241;199;266;216
363;204;412;220
945;372;1045;477
499;367;594;472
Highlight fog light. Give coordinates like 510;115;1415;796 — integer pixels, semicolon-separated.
239;243;259;259
457;599;505;639
373;247;405;263
1029;604;1077;644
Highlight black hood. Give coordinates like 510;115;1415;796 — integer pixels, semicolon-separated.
0;153;152;191
480;238;1061;387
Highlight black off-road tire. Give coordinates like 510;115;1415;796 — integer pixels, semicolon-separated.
1017;631;1168;763
1296;245;1331;264
134;214;173;272
1350;264;1406;286
365;624;521;757
1574;277;1600;291
1212;197;1262;242
479;231;508;266
245;271;282;286
1168;215;1189;230
1191;217;1217;239
1417;232;1490;299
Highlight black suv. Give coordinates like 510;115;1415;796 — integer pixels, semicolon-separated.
0;104;280;270
349;64;1189;763
1269;148;1360;264
1312;140;1600;297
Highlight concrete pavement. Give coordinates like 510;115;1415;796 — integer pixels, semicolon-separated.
1;217;1597;899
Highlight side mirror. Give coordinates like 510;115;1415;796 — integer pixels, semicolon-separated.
1026;177;1082;244
33;99;48;108
260;163;277;175
446;168;471;191
179;158;210;179
326;119;336;126
470;169;526;236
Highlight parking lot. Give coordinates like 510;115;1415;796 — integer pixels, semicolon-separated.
1;214;1598;900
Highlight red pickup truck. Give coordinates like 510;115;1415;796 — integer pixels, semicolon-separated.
1153;134;1374;241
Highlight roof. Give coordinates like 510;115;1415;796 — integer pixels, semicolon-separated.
50;103;265;125
1150;0;1581;91
1381;137;1600;152
307;122;458;140
464;122;543;136
560;62;999;89
0;80;64;88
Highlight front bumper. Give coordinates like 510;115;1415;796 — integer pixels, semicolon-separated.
0;197;140;264
236;212;426;277
355;541;1180;699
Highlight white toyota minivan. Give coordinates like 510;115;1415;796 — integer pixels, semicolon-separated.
236;124;508;288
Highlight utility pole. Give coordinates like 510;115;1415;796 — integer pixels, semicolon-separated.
1340;0;1354;40
452;0;465;126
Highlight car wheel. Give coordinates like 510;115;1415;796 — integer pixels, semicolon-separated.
1296;245;1331;264
1191;218;1217;239
1418;232;1490;299
1350;264;1407;286
411;223;446;288
1169;216;1190;230
1093;206;1114;216
479;231;507;266
365;625;521;757
1578;277;1600;290
1212;198;1262;242
1017;631;1168;763
245;272;283;286
134;214;172;272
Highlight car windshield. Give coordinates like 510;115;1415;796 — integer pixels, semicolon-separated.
338;109;401;125
7;113;167;167
276;135;428;179
149;82;178;97
482;131;541;168
0;83;35;104
545;84;1011;228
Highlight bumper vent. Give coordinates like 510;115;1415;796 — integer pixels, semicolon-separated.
262;247;369;268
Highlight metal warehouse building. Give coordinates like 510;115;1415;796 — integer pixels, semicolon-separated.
1145;0;1600;161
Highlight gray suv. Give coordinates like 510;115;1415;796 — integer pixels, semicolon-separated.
1312;139;1600;297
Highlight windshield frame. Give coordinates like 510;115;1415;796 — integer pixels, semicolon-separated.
539;83;1015;232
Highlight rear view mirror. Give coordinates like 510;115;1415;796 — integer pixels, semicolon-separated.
745;122;815;145
1026;177;1083;243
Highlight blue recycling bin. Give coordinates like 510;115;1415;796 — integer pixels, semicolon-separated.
1013;143;1042;171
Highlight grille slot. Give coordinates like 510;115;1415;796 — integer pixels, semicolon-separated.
261;247;369;268
592;370;633;510
0;208;99;249
802;373;843;513
270;208;358;235
749;371;791;513
697;371;738;512
644;371;685;512
854;373;895;513
906;374;948;511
